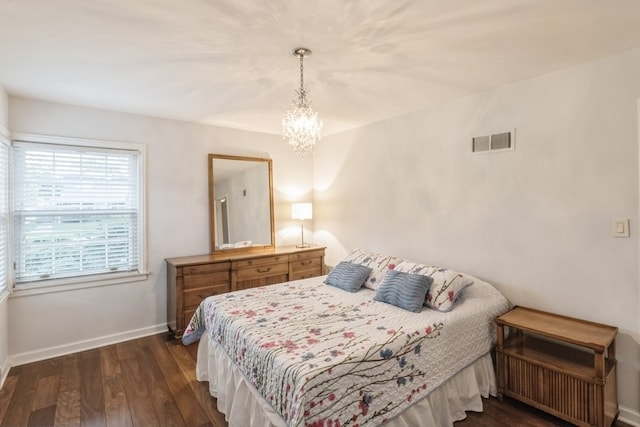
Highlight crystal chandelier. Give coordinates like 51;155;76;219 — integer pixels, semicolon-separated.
282;48;323;157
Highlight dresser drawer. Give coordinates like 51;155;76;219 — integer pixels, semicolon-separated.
181;261;230;276
183;270;230;289
184;283;230;309
236;261;289;281
290;249;324;262
291;256;322;272
234;254;288;269
291;269;322;281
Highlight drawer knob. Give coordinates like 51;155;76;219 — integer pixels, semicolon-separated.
301;260;312;265
257;267;271;273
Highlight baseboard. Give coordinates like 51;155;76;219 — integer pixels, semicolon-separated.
8;323;168;367
620;405;640;427
0;357;9;390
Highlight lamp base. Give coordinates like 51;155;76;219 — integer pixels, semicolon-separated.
296;221;310;249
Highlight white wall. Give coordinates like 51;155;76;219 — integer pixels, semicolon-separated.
0;86;7;130
0;85;9;386
314;49;640;421
7;97;315;363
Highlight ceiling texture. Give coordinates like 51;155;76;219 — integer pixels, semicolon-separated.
1;0;640;136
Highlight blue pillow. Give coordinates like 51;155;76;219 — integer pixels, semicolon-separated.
374;270;433;313
324;261;373;292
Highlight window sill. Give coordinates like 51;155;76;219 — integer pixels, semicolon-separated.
10;271;150;298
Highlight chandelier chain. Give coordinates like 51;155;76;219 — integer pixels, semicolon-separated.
299;52;304;94
297;51;309;106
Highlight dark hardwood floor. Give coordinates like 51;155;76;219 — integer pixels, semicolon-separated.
0;333;631;426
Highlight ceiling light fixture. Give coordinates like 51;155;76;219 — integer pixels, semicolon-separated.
282;48;323;158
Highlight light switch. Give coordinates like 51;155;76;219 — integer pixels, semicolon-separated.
612;218;630;237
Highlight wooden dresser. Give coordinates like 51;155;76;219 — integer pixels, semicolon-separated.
495;306;618;427
166;245;325;338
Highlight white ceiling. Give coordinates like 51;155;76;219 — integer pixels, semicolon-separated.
1;0;640;136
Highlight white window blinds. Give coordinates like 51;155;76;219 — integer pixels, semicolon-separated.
13;140;142;283
0;136;8;292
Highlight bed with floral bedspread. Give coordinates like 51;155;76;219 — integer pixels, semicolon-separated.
182;250;510;427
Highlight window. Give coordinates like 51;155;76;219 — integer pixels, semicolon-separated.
0;133;8;294
12;135;145;288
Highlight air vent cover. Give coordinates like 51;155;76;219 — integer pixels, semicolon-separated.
472;130;515;153
472;135;491;152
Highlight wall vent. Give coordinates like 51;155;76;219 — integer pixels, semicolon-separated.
471;130;515;153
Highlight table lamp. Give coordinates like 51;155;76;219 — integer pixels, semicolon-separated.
291;202;312;248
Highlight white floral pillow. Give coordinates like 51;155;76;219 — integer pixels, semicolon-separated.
395;261;474;312
344;248;404;290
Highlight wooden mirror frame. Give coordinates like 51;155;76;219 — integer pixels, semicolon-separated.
208;154;275;254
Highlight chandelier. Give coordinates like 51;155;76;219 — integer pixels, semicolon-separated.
282;48;323;157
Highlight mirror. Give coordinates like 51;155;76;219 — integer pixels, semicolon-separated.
208;154;275;253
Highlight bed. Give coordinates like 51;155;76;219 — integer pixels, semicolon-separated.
183;249;510;426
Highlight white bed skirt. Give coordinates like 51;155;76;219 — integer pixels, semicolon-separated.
196;333;497;427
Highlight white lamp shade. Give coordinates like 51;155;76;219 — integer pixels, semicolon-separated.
291;202;313;220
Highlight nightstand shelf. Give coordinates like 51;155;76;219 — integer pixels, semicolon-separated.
495;306;618;427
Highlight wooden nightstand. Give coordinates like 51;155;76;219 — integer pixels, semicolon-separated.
495;306;618;427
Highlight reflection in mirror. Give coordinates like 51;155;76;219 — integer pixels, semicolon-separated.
208;154;275;253
214;196;230;245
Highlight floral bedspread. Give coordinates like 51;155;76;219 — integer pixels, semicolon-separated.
183;277;509;427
